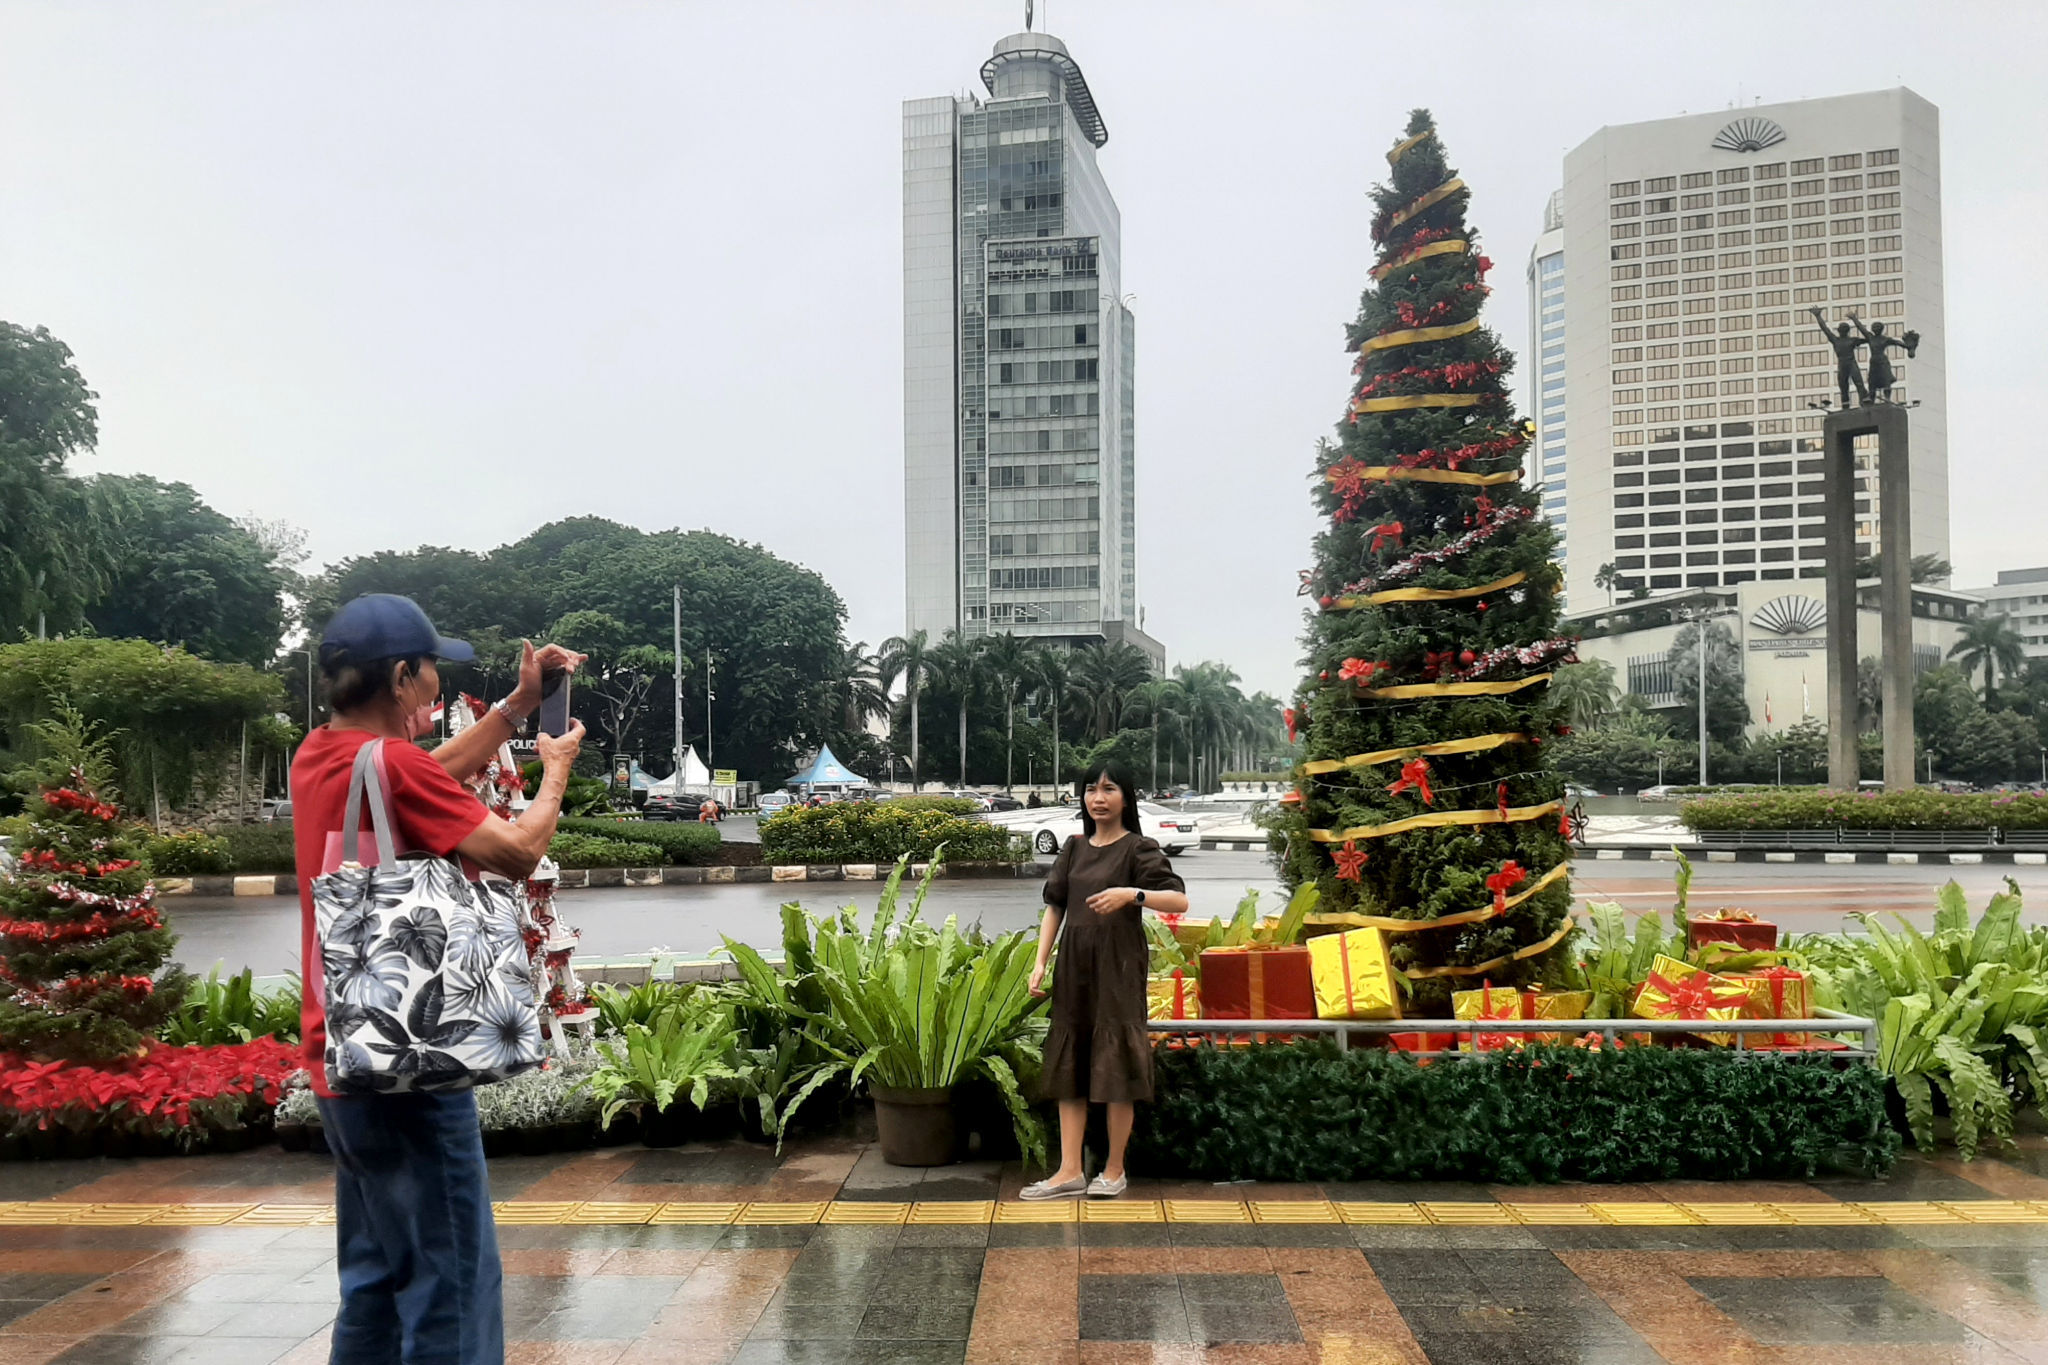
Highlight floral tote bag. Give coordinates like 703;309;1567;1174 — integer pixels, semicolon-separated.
311;739;545;1092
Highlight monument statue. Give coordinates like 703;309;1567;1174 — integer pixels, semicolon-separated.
1850;312;1920;404
1808;306;1868;408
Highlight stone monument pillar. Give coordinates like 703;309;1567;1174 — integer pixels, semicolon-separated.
1821;403;1914;791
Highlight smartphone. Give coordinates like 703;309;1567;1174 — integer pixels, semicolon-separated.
537;668;571;738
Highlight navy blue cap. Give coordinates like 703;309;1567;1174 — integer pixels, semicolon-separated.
319;594;475;665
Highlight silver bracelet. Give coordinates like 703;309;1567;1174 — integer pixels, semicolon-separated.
494;698;523;731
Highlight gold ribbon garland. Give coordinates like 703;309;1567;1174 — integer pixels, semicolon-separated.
1352;466;1522;489
1371;239;1469;282
1353;392;1487;415
1389;178;1467;229
1301;731;1533;778
1386;128;1433;164
1402;917;1576;980
1308;799;1566;845
1358;318;1481;355
1307;862;1572;934
1338;570;1527;609
1359;674;1554;701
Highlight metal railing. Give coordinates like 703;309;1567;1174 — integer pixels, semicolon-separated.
1696;827;2048;850
1147;1008;1879;1061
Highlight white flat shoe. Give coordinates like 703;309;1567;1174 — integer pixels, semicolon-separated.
1087;1174;1128;1198
1020;1175;1088;1201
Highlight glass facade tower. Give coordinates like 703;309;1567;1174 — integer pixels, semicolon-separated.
903;31;1157;662
1527;191;1568;601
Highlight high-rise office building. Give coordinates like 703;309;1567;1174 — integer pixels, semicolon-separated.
1526;192;1568;595
1554;89;1947;606
903;29;1158;664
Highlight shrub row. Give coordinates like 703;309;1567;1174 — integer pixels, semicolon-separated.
884;796;983;815
1681;789;2048;831
554;817;722;865
1131;1041;1895;1184
134;816;722;879
759;803;1021;864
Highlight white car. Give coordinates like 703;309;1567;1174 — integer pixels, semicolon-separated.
1023;802;1198;857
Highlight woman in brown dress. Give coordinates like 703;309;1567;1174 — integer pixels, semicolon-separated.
1022;763;1188;1199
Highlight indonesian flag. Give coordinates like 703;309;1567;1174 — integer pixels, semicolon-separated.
1764;692;1772;725
1801;673;1811;720
428;701;446;727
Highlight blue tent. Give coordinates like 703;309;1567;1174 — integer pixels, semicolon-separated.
787;744;868;789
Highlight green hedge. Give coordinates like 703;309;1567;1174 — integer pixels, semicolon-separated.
555;817;721;865
1682;789;2048;831
213;824;296;875
759;803;1021;864
547;833;664;869
885;796;983;815
142;831;235;876
1132;1041;1896;1183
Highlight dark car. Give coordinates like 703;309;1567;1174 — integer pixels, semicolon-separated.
642;795;687;822
983;794;1024;813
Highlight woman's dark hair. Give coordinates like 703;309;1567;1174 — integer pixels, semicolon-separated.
1077;762;1143;838
320;644;432;713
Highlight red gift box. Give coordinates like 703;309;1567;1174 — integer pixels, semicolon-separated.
1687;911;1778;953
1199;945;1315;1043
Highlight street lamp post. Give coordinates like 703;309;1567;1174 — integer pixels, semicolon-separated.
1677;605;1728;788
287;647;315;799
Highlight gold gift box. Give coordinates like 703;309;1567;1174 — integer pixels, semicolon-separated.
1725;968;1814;1047
1147;972;1201;1022
1630;953;1749;1046
1452;982;1526;1052
1523;988;1593;1021
1306;926;1400;1020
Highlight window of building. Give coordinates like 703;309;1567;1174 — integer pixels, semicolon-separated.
1828;153;1863;171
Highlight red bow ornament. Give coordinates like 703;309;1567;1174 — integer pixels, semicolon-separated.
1332;840;1369;882
1386;758;1433;805
1370;520;1405;554
1283;707;1298;743
1486;860;1527;914
1497;782;1510;819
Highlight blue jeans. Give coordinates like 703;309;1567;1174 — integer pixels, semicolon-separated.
317;1090;504;1365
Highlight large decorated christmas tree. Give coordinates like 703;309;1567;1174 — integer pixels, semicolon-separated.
0;709;187;1061
1275;110;1575;1014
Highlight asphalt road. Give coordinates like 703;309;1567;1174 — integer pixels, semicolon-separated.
156;849;2048;981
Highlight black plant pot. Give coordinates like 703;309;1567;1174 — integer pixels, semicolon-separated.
308;1125;330;1156
870;1085;956;1167
277;1121;310;1153
737;1099;777;1145
480;1128;519;1159
641;1105;694;1148
597;1110;641;1147
695;1102;741;1142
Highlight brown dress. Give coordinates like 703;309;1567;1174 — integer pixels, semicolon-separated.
1039;833;1186;1103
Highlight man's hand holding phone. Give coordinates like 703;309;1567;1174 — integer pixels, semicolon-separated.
504;639;588;731
537;720;585;774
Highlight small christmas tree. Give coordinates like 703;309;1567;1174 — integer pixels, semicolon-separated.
1275;110;1575;1013
0;705;187;1060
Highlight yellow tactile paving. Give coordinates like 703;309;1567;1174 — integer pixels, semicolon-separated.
1165;1200;1252;1224
6;1197;2048;1228
821;1202;909;1224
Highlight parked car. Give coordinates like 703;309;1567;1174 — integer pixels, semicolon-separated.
1023;802;1198;857
1565;783;1600;802
983;794;1024;813
642;794;688;822
756;791;795;816
1637;785;1682;801
263;799;293;824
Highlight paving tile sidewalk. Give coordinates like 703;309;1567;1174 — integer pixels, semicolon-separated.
9;1135;2048;1363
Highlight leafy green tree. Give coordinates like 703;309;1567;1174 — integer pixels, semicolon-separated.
978;632;1034;793
1032;646;1075;788
547;610;677;761
928;631;991;788
0;323;104;638
1549;708;1678;792
1949;616;2028;706
1124;677;1187;793
81;475;290;667
1744;717;1830;785
302;546;513;643
1852;551;1952;583
1668;620;1750;744
1593;562;1619;606
1270;110;1573;1008
1071;641;1152;741
0;639;286;817
1549;660;1620;732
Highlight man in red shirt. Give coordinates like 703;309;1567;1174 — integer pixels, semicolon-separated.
294;593;584;1365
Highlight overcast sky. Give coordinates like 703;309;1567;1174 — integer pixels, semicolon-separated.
4;1;2042;698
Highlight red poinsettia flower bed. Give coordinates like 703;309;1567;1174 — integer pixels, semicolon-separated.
0;1037;301;1156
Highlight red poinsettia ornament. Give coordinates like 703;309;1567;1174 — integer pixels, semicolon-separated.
1332;840;1370;881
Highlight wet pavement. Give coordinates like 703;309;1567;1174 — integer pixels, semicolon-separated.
10;1133;2048;1362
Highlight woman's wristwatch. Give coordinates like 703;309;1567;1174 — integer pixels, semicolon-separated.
1134;889;1146;909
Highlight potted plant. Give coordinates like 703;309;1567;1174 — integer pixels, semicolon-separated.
588;1006;741;1147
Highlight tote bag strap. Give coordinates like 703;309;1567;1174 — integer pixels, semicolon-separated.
339;739;399;869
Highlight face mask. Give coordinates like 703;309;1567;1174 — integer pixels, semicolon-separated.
404;701;436;740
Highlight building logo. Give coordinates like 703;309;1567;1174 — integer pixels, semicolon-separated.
1752;594;1826;634
1712;117;1788;153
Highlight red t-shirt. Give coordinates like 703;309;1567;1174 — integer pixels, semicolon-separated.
292;725;491;1095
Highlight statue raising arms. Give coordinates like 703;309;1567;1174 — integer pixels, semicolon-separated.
1850;312;1916;403
1809;305;1869;407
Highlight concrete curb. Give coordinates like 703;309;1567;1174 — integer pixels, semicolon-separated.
1199;837;2048;867
154;860;1045;899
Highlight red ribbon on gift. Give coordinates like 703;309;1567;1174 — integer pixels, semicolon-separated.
1486;860;1527;914
1471;980;1521;1052
1386;758;1433;805
1370;520;1405;554
1747;965;1808;1046
1168;969;1192;1020
1643;968;1750;1020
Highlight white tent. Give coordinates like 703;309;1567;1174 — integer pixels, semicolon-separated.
645;746;714;796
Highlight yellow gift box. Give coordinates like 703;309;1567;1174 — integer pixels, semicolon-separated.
1306;926;1400;1020
1630;953;1749;1046
1452;982;1525;1052
1523;988;1593;1021
1724;967;1814;1047
1147;971;1201;1022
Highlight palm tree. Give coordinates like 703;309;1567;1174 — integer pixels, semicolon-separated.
1033;646;1073;791
1172;660;1242;793
928;630;987;788
1549;660;1620;731
1949;615;2028;705
830;641;890;736
979;631;1033;793
877;628;935;790
1125;678;1186;794
1594;562;1620;607
1071;641;1153;741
